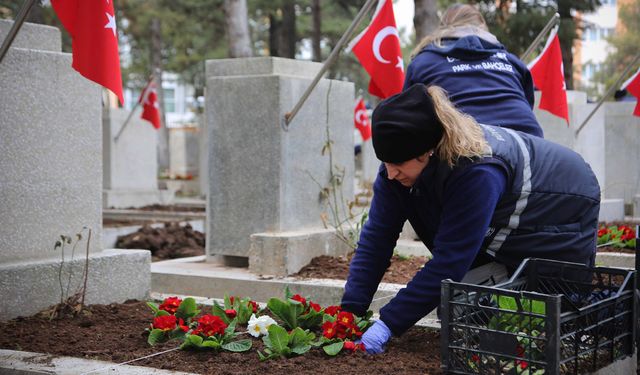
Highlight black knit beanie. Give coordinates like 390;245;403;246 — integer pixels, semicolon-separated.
372;84;444;163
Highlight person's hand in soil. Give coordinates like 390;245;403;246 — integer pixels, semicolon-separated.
359;320;392;354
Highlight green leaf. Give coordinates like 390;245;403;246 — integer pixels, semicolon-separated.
155;310;170;317
201;340;221;349
267;297;298;330
175;297;199;320
146;301;159;314
225;318;237;336
289;327;315;351
291;344;311;355
299;309;324;330
211;302;231;325
147;329;166;346
262;335;271;347
222;339;252;352
267;324;290;353
323;341;344;356
180;334;204;349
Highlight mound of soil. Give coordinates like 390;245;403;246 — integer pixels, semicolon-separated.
294;254;427;285
0;301;442;375
115;222;205;261
135;204;205;212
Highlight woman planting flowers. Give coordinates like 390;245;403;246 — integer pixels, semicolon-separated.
341;83;600;353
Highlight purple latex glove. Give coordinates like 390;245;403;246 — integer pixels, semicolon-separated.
359;320;392;354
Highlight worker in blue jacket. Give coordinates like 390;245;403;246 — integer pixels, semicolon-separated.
341;83;600;354
405;4;543;138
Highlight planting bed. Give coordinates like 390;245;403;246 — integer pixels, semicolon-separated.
0;301;442;374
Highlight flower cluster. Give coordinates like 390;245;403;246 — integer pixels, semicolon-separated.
597;224;636;249
247;314;278;337
192;314;227;337
342;340;365;352
152;314;189;332
229;296;259;313
515;344;529;370
291;294;321;313
322;311;363;340
159;296;182;314
324;305;341;316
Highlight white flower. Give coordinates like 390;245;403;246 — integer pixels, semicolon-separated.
247;313;277;337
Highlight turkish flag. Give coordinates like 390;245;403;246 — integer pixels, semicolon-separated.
621;67;640;117
354;98;371;141
528;26;568;124
138;81;161;129
347;0;404;99
51;0;124;104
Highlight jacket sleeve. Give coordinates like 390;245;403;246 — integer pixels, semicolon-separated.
340;172;406;316
511;53;535;109
378;164;507;336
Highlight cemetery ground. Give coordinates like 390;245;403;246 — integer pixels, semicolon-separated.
1;210;635;374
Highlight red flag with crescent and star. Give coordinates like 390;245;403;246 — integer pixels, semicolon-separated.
621;66;640;117
51;0;124;104
354;98;371;141
138;80;162;129
347;0;404;99
528;26;568;124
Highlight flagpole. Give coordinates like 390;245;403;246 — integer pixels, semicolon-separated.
283;0;379;128
114;75;154;142
0;0;37;65
575;52;640;136
520;13;560;62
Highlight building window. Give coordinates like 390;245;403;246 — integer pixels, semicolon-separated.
164;88;176;113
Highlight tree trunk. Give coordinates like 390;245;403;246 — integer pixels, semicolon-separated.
269;13;281;56
150;17;170;174
223;0;253;58
279;0;296;58
26;2;44;24
413;0;438;42
311;0;321;62
559;18;575;90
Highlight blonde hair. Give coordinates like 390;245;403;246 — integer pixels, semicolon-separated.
410;4;488;58
427;85;488;167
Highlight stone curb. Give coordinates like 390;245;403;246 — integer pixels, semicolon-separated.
0;349;197;375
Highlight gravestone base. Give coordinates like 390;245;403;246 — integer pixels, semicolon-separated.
598;198;625;223
103;189;174;209
0;249;150;321
248;228;352;277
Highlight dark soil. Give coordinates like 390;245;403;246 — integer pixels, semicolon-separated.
115;222;205;261
134;204;205;212
0;301;442;375
294;254;427;285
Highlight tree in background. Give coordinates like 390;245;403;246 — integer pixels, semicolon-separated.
592;0;640;100
413;0;438;41
224;0;253;58
475;0;601;90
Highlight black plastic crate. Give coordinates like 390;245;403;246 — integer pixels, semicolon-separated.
440;258;636;375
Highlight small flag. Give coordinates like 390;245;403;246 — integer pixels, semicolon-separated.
347;0;404;99
354;98;371;141
528;26;568;124
51;0;124;104
621;66;640;117
138;81;161;129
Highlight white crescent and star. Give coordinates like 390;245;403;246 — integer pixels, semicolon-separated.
355;109;369;125
372;26;404;71
104;12;117;37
